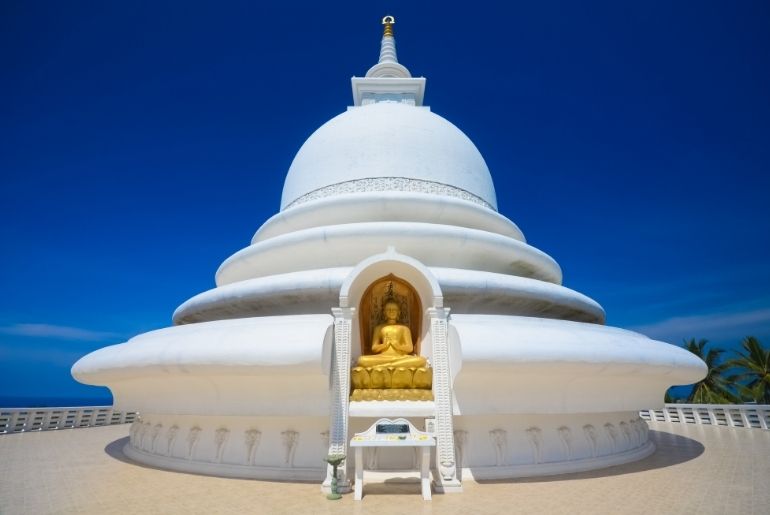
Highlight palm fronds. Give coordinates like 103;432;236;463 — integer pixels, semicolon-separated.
682;338;740;404
727;337;770;404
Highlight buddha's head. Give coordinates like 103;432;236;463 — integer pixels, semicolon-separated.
383;300;400;323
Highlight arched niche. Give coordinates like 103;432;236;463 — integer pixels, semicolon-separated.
339;247;442;362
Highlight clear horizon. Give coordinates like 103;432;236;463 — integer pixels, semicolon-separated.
2;1;769;403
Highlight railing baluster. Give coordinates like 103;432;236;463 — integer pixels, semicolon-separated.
638;404;769;430
0;406;139;434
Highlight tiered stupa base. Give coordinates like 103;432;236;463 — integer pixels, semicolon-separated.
122;411;652;480
125;413;329;481
450;411;653;480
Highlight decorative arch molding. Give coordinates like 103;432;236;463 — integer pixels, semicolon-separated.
324;247;460;493
339;246;443;311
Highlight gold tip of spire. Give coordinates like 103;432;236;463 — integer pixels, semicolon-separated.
382;15;395;37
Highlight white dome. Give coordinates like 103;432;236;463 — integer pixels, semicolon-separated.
281;102;498;210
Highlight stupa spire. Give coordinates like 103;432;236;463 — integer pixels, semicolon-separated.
377;16;398;64
365;15;411;79
352;15;426;106
383;15;394;37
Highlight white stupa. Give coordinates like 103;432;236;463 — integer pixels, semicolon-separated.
73;17;705;491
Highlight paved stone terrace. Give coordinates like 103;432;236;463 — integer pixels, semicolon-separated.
1;421;768;514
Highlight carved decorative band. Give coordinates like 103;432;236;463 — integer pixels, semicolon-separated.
284;177;495;211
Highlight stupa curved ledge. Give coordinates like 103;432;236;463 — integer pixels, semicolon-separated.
172;267;606;325
72;16;706;490
215;222;562;286
253;192;525;244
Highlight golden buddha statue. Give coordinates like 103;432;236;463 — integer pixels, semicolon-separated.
356;301;427;369
351;299;432;400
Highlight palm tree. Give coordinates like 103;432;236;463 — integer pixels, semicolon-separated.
727;337;770;404
681;338;739;404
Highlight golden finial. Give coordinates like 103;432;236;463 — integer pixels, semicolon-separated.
382;15;395;37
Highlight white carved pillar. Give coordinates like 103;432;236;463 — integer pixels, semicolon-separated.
323;307;355;493
428;307;462;492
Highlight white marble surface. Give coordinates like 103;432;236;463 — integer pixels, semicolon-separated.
256;192;521;244
172;267;604;325
215;222;562;286
281;102;496;210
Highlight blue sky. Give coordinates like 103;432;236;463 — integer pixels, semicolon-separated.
1;1;769;404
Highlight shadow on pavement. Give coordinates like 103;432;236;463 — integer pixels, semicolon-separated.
104;436;319;484
104;436;136;465
106;428;705;487
475;429;704;484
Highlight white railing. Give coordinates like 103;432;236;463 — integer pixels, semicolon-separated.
640;403;769;429
3;403;767;434
0;406;139;434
